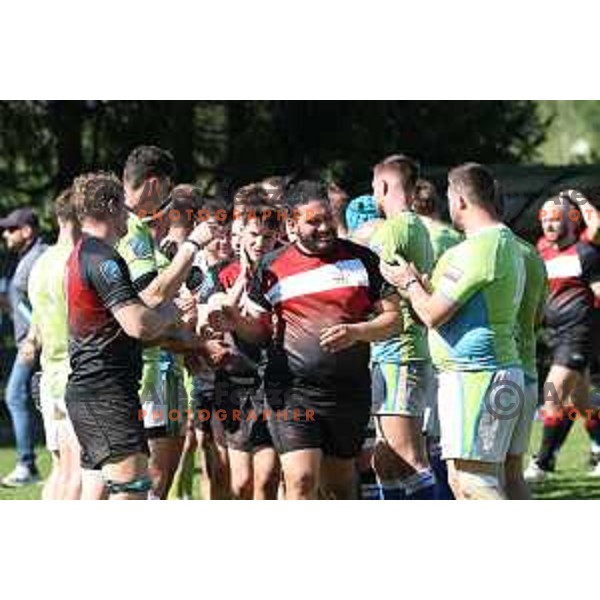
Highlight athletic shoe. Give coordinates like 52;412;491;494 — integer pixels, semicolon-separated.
590;443;600;467
524;458;552;482
1;464;40;488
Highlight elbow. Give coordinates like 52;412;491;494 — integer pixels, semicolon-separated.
424;313;447;329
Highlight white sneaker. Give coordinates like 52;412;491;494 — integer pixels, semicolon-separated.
524;460;549;482
1;464;40;488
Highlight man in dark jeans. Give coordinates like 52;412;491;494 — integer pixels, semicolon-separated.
0;207;47;486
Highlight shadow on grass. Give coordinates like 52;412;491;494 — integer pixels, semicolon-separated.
532;474;600;500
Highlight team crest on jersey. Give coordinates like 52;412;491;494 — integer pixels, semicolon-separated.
129;236;152;260
99;260;122;285
442;264;463;284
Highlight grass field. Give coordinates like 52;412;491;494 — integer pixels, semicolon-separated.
2;420;600;500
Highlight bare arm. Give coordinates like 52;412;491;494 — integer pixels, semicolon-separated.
111;300;180;341
319;294;402;353
139;222;220;308
139;243;196;308
227;305;273;345
380;261;459;329
569;190;600;245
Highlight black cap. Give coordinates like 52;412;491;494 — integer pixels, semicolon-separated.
0;207;38;230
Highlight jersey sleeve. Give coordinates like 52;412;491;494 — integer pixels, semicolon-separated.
117;217;158;292
85;245;139;311
27;257;45;329
369;217;408;264
582;243;600;285
355;243;395;303
434;241;491;307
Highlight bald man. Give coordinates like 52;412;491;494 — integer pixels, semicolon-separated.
526;191;600;480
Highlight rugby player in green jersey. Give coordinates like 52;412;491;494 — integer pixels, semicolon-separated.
381;163;526;500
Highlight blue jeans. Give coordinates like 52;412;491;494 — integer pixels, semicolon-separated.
4;354;36;470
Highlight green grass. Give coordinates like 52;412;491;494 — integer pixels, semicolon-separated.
2;420;600;499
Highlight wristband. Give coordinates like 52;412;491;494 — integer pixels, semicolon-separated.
403;278;419;292
183;238;203;253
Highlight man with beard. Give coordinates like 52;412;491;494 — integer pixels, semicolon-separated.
380;163;525;500
525;190;600;480
0;207;47;486
219;181;401;499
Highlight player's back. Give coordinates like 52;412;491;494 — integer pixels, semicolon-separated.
29;242;73;370
418;215;463;265
369;211;434;363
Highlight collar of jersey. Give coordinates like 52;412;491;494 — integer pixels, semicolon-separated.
465;223;506;238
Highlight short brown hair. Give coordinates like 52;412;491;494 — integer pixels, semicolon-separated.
240;204;281;231
374;154;420;194
123;145;176;189
412;179;439;217
448;163;497;210
233;183;270;209
53;187;78;224
169;184;203;227
72;172;124;221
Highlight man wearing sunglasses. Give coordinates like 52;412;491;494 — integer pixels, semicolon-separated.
0;207;47;486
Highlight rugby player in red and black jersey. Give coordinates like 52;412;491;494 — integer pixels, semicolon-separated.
64;173;182;499
526;190;600;480
212;205;281;499
217;181;401;499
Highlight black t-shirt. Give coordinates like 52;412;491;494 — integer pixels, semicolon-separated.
65;235;142;397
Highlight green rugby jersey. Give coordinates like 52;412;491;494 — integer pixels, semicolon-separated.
515;237;547;380
28;241;72;380
369;211;434;363
429;224;524;372
418;215;463;265
116;213;161;394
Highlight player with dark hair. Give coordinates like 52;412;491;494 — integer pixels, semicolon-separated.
381;163;526;500
215;180;401;499
119;147;220;498
207;205;282;499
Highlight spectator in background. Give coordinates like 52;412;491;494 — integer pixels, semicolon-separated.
0;207;47;487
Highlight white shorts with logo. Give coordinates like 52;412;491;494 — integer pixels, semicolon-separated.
39;369;70;453
371;362;434;418
508;375;538;456
140;370;188;435
438;367;526;463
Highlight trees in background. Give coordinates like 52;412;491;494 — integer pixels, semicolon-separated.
0;100;546;218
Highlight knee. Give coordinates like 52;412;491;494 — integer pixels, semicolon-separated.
453;469;503;500
254;465;279;496
285;470;318;499
447;468;462;497
230;470;253;500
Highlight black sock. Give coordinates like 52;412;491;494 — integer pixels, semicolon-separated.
538;413;573;470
